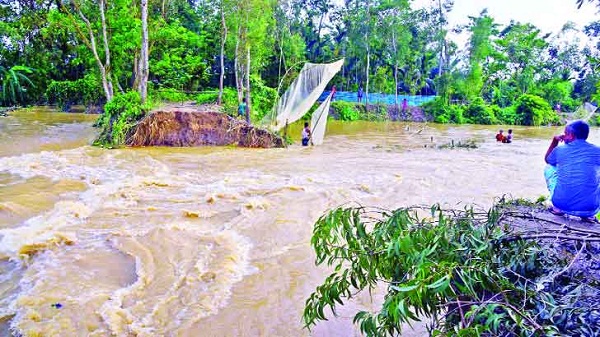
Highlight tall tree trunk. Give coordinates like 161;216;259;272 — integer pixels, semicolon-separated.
99;0;113;99
365;0;370;109
234;26;243;103
139;0;149;103
218;0;227;105
245;46;251;124
69;0;114;101
391;30;398;108
132;54;140;89
366;47;370;108
437;0;444;76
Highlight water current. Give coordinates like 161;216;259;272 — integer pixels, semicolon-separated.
0;108;587;336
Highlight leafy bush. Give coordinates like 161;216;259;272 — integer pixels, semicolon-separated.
423;98;465;124
46;74;104;111
94;91;149;147
536;80;576;112
331;101;360;121
194;88;238;116
495;105;518;125
151;87;189;103
46;80;76;111
463;97;497;124
196;91;219;105
249;75;278;122
515;94;559;126
367;104;389;121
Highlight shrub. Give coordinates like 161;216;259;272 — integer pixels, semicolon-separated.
515;94;559;126
46;80;76;111
331;101;360;121
151;87;189;103
249;75;278;122
422;97;446;121
464;97;497;125
94;91;149;147
495;105;517;125
46;74;104;112
195;88;238;116
196;91;219;105
423;98;465;124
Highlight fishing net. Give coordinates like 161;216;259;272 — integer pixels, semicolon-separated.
262;59;344;134
571;102;598;122
310;93;332;145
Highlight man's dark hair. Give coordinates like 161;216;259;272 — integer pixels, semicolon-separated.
566;120;589;140
304;122;309;127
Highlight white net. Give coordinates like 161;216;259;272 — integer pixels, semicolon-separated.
571;102;598;122
310;92;332;145
263;59;344;132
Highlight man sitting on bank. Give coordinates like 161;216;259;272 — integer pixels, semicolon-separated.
545;120;600;222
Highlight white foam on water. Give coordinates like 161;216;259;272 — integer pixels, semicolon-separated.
0;147;263;336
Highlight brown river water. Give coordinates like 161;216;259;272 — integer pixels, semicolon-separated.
0;108;587;336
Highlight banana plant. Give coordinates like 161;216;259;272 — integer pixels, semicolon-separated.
0;65;34;106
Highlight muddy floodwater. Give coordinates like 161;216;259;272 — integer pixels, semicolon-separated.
0;108;582;336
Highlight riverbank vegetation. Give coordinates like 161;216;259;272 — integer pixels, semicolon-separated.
2;0;600;142
303;199;600;336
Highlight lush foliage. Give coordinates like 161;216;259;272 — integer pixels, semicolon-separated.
0;66;34;106
423;98;465;124
1;0;598;127
46;75;104;111
303;201;593;336
94;91;149;147
515;94;560;126
332;101;361;121
249;75;278;122
196;88;239;116
463;97;497;125
150;87;191;104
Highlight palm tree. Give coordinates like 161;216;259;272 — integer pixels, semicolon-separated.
0;65;34;106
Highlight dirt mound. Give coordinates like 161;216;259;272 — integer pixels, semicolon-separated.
126;110;284;148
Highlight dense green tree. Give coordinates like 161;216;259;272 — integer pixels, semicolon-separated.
465;11;498;99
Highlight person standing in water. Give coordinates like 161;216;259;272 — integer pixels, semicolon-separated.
357;85;363;103
496;129;505;142
238;98;248;119
302;122;311;146
503;129;513;143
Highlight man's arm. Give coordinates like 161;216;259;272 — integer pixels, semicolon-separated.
545;135;563;164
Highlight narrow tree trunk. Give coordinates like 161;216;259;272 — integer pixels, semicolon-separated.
139;0;149;103
394;64;399;106
277;28;285;86
234;26;243;103
218;0;227;105
132;54;140;90
391;30;398;108
99;0;113;100
71;0;113;101
365;0;370;109
245;46;251;124
366;47;370;108
437;0;444;76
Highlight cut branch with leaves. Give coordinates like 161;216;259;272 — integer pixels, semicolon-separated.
303;199;600;336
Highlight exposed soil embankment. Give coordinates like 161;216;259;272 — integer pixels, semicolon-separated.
127;109;284;148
